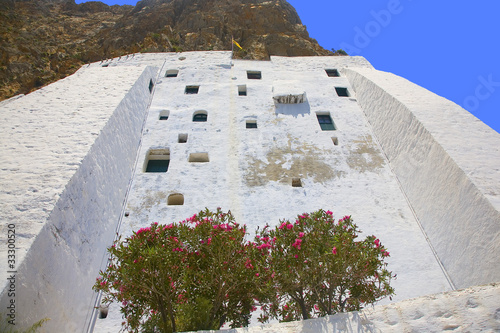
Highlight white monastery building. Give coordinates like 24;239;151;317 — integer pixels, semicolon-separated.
0;51;499;332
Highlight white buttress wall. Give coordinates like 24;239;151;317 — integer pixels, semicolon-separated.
344;67;500;289
0;65;158;331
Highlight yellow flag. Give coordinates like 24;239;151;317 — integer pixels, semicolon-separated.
232;39;243;50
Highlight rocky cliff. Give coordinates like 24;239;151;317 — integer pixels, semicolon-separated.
0;0;336;101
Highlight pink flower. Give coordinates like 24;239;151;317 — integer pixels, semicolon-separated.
374;238;380;248
292;238;302;249
286;224;293;230
332;247;337;255
298;232;304;238
255;273;260;277
207;237;212;245
325;210;333;216
314;304;319;311
294;254;298;258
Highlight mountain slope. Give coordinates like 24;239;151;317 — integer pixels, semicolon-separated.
0;0;333;101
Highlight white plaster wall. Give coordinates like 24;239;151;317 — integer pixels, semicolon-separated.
207;283;500;333
0;65;158;331
96;51;454;333
344;67;500;289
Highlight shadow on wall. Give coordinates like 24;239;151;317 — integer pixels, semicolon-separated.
275;99;310;117
300;312;376;333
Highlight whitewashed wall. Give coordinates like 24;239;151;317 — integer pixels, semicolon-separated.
344;67;500;289
95;52;454;332
0;65;158;332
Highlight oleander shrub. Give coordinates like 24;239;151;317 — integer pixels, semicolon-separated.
254;209;395;322
94;209;394;331
93;208;261;332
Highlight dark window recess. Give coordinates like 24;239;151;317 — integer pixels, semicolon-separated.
159;110;169;120
292;178;302;187
185;86;199;94
146;159;170;172
178;134;188;143
335;87;349;97
246;121;257;129
149;79;154;93
166;70;179;77
326;69;340;77
193;113;207;122
247;71;262;79
317;114;336;131
239;86;247;96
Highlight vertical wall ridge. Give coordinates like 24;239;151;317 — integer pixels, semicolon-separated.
0;65;158;331
344;67;500;288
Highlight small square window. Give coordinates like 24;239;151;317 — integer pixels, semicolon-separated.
238;85;247;96
185;86;199;94
188;153;209;163
246;120;257;129
325;69;340;77
247;71;261;79
332;137;339;146
144;148;170;173
317;114;336;131
159;110;169;120
166;69;179;77
146;160;169;172
335;87;349;97
178;133;188;143
292;178;302;187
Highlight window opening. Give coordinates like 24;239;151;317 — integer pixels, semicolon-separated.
316;114;336;131
185;85;199;94
246;120;257;129
159;110;169;120
178;133;188;143
335;87;349;97
149;79;154;93
165;69;179;78
247;71;261;79
189;153;209;163
238;85;247;96
193;111;207;122
332;137;339;146
325;69;340;77
144;148;170;173
292;178;302;187
168;193;184;205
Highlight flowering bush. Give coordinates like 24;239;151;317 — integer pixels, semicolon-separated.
94;209;394;331
254;210;395;322
93;208;261;332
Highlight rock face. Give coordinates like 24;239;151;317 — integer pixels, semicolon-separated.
0;0;332;101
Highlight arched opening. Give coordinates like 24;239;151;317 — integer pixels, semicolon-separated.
193;110;208;122
168;193;184;205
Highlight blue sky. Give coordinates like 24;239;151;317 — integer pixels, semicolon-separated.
76;0;500;133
